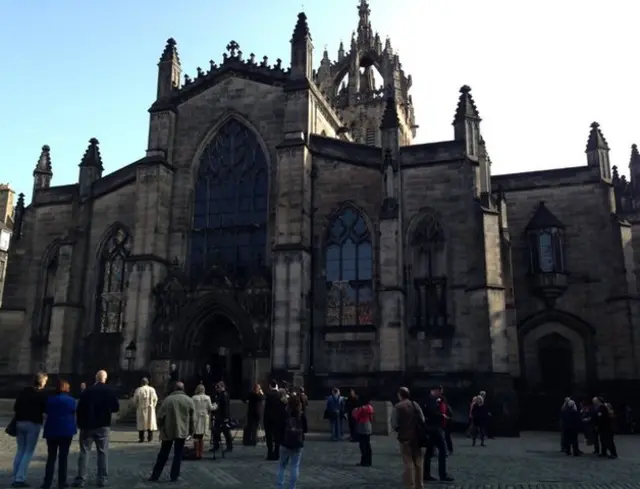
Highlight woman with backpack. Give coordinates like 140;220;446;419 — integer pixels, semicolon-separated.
276;394;305;489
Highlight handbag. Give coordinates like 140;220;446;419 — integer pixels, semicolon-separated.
412;401;430;448
5;417;17;437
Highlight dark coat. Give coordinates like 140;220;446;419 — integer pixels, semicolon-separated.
471;403;489;426
561;407;582;432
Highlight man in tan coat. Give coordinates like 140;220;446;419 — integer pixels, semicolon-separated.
133;378;158;442
391;386;425;489
149;382;195;482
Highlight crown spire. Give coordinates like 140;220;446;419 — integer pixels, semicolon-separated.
80;138;104;169
585;122;609;152
380;91;400;130
159;38;180;64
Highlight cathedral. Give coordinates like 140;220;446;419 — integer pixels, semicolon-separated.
1;1;640;419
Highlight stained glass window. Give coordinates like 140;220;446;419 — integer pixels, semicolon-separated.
325;207;373;326
190;119;268;285
96;229;131;333
411;216;448;331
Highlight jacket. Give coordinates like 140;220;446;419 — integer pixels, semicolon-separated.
14;386;48;424
392;398;424;443
192;393;213;435
43;393;77;439
133;385;158;431
263;388;282;425
76;383;120;431
422;394;445;430
158;390;195;441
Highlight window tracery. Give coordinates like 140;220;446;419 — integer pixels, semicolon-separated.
96;228;131;333
411;215;448;332
190;119;268;285
34;255;58;343
325;207;373;327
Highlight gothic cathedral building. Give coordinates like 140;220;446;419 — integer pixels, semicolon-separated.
1;2;640;411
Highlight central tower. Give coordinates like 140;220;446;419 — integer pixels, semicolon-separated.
315;0;416;146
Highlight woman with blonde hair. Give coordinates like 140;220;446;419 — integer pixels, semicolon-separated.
191;383;213;459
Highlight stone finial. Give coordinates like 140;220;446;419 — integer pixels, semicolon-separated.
160;37;180;64
585;121;609;152
630;144;640;168
612;165;620;181
291;12;311;42
380;92;400;130
452;85;480;125
35;145;52;173
16;192;25;210
80;138;104;169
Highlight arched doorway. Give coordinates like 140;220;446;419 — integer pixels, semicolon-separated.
537;333;574;394
194;313;245;399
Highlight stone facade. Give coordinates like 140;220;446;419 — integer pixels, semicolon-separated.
1;2;639;418
0;184;15;309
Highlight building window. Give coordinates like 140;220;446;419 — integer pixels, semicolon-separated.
35;256;58;343
325;207;373;327
189;119;268;285
411;215;448;332
96;228;131;333
528;229;565;274
0;259;5;280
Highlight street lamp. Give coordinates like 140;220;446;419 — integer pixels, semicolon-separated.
125;340;137;371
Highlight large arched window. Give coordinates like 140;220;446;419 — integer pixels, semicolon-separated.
96;228;132;333
410;215;448;332
34;253;58;344
325;207;373;327
190;119;268;285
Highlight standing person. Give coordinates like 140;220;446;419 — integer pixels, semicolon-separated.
560;399;582;456
79;383;86;395
352;395;374;467
243;383;264;446
276;394;305;489
470;395;489;447
211;381;233;453
298;387;309;435
149;382;195;482
391;387;425;489
593;397;618;458
422;385;454;482
325;388;344;441
41;380;77;489
11;372;49;488
72;370;119;488
133;378;158;443
344;389;359;442
191;384;213;459
439;387;454;454
264;380;283;461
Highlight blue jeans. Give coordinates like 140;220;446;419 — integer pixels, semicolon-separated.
276;446;303;489
75;427;110;484
330;418;342;440
13;421;42;483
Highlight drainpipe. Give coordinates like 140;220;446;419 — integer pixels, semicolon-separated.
308;164;318;387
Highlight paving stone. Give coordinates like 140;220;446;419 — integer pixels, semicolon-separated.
0;423;639;489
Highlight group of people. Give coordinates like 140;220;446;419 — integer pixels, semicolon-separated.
9;370;120;489
560;396;618;458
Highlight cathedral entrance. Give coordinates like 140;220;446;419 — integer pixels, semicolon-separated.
196;314;245;399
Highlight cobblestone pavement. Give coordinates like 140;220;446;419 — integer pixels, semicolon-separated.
1;421;639;489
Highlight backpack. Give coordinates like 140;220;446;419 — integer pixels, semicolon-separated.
282;414;305;450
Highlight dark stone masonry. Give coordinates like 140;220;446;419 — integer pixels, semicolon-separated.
1;1;640;431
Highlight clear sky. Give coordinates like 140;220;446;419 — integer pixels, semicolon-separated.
1;0;638;201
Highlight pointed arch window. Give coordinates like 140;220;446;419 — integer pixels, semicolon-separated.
325;207;373;327
190;119;268;285
96;229;132;333
411;215;448;332
33;254;58;344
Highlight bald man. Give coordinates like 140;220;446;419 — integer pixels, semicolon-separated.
73;370;120;488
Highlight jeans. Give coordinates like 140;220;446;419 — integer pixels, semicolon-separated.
75;427;110;484
329;418;342;440
358;434;372;466
265;424;280;459
276;446;303;489
443;426;453;453
43;437;72;489
424;429;448;479
150;439;185;481
598;430;618;457
12;421;41;483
